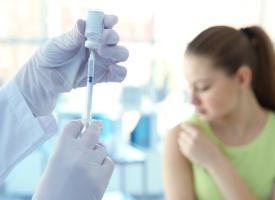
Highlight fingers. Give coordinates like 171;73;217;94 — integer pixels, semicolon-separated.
180;123;200;139
60;14;119;50
87;155;114;198
80;120;102;149
76;15;118;34
94;64;127;83
91;144;107;164
97;46;129;62
59;15;118;50
178;123;198;153
102;29;119;45
179;131;192;144
104;15;118;28
74;16;118;40
179;131;190;146
178;131;195;157
178;123;205;154
102;156;114;173
107;64;127;82
77;14;118;35
179;123;200;146
61;120;83;139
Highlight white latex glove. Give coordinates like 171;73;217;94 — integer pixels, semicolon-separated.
15;15;129;116
32;120;113;200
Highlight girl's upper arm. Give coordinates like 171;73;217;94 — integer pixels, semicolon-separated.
162;125;195;200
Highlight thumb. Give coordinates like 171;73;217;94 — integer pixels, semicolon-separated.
54;19;86;51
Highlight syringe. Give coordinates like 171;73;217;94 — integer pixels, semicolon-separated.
83;10;104;129
84;51;95;128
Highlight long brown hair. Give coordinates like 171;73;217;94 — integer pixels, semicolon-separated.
186;25;275;112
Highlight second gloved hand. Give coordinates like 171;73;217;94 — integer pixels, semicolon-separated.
32;120;114;200
15;15;129;116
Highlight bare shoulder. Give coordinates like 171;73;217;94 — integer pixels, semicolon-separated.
163;122;192;151
164;124;182;145
162;123;195;200
162;122;189;164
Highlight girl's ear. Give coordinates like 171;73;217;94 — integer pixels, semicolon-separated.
235;65;252;88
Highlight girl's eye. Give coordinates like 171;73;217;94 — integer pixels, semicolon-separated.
197;85;210;92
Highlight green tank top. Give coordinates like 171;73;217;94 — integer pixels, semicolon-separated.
185;111;275;200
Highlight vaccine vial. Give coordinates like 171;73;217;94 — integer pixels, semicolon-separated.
85;10;104;49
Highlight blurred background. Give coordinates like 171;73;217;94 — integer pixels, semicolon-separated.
0;0;275;199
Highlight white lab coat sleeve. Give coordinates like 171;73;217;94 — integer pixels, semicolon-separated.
0;79;57;185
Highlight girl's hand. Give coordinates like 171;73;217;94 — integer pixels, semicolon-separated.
178;123;225;170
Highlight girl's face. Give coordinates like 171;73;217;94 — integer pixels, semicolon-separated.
183;54;242;121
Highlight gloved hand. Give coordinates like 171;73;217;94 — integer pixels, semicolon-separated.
15;15;129;116
32;120;114;200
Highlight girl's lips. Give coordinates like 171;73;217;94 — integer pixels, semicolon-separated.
196;108;206;114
